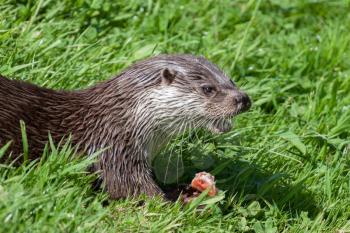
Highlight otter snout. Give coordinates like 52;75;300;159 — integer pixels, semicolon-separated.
233;91;251;113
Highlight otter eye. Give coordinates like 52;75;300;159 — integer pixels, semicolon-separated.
202;85;215;95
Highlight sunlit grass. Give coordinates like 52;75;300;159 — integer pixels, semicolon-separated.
0;0;350;232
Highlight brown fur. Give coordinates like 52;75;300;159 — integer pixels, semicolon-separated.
0;54;250;199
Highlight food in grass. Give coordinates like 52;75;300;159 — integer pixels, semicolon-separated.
181;171;218;203
191;172;218;197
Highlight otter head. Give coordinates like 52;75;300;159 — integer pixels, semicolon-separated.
143;54;251;136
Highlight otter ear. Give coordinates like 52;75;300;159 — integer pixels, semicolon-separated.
161;68;176;85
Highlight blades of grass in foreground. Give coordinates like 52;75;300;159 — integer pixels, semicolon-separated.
20;120;29;164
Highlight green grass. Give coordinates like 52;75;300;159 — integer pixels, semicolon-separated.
1;0;350;232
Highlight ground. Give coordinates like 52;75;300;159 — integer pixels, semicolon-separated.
0;0;350;232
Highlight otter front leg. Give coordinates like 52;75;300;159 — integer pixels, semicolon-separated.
102;162;164;199
136;173;164;198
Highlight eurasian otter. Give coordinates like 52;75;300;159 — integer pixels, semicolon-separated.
0;54;251;199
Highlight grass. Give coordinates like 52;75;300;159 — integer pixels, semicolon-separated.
0;0;350;232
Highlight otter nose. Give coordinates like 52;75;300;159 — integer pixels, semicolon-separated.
233;92;251;112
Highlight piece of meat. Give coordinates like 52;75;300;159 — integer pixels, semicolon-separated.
190;172;218;197
181;171;218;204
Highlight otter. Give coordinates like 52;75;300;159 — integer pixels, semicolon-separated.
0;54;251;199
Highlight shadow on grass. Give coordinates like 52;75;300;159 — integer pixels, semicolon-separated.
157;154;320;218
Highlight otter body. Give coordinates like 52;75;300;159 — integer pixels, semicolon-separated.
0;54;251;199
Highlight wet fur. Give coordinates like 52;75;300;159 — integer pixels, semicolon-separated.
0;54;250;199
